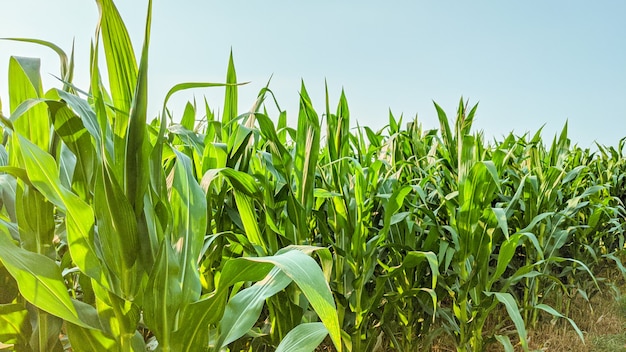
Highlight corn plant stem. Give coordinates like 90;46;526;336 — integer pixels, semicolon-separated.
108;291;134;352
38;310;48;351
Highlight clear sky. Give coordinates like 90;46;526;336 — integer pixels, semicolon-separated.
1;1;625;147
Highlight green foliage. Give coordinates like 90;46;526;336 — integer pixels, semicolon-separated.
0;1;625;351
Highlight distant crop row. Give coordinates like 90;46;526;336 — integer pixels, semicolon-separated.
0;1;624;351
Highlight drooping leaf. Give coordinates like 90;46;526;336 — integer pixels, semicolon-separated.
245;249;342;351
485;292;527;350
0;231;97;329
218;268;291;348
275;322;328;352
534;304;584;342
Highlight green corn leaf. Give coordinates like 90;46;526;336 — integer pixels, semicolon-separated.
218;259;275;290
201;142;228;171
171;290;228;352
485;292;528;351
9;56;49;152
66;323;117;352
170;150;207;305
222;50;238;131
0;304;30;345
8;57;42;105
15;184;55;258
434;102;454;161
244;249;342;352
88;37;112;153
489;233;524;289
335;90;350;158
28;310;62;352
93;157;141;299
143;238;182;347
181;101;196;131
125;0;152;211
387;251;440;314
95;0;141;204
294;82;320;230
534;304;584;342
214;249;341;350
47;100;95;198
494;334;515;352
0;263;19;303
388;251;439;290
225;123;253;167
275;322;329;352
16;135;105;283
201;168;261;198
277;110;287;144
96;0;137;123
287;245;334;283
233;191;266;254
2;38;73;90
380;186;412;242
56;90;103;148
163;82;232;116
492;207;509;239
218;268;292;348
255;113;291;163
0;231;96;329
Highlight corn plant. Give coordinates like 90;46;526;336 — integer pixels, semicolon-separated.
0;1;341;351
1;0;625;351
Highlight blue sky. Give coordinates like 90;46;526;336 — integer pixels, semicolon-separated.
1;1;625;147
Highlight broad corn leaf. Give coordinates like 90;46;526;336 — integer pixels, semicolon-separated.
16;135;105;284
66;323;117;352
246;249;342;352
0;304;29;345
170;150;207;304
96;0;137;121
233;191;265;253
56;90;103;148
486;292;528;351
275;322;328;352
47;101;96;198
218;259;275;290
0;231;95;329
124;0;152;211
295;82;320;212
143;238;182;347
218;268;291;348
8;56;49;152
93;158;141;299
380;186;412;242
15;184;55;258
172;290;228;352
2;38;73;90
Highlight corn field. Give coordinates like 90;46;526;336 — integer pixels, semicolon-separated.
0;1;625;351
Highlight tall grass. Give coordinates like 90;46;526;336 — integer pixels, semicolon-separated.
0;1;625;351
